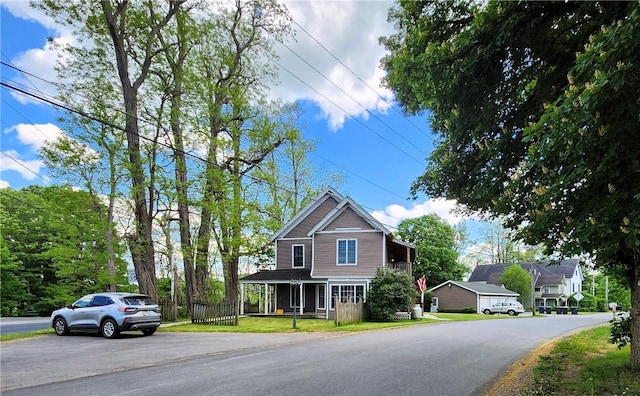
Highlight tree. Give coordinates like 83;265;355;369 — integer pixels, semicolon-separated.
381;1;640;367
396;214;467;286
368;268;416;322
0;186;127;315
498;265;531;306
0;235;25;316
38;1;188;301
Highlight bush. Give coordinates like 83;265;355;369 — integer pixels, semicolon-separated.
609;315;632;349
368;268;416;321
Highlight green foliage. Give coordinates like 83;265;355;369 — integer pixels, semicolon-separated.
498;265;531;305
569;291;604;312
396;214;467;286
0;236;25;316
381;0;639;282
610;316;632;350
367;267;417;322
381;1;640;366
0;186;127;315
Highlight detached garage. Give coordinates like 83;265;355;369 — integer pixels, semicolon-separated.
429;281;520;313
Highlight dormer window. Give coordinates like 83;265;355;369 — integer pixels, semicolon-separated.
292;245;304;268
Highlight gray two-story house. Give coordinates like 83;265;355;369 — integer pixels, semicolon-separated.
239;188;415;320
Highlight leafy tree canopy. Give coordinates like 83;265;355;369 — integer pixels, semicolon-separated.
498;264;531;306
396;214;467;286
381;0;640;366
0;186;127;315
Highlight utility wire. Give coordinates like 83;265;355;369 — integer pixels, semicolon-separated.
277;38;430;159
1;60;421;204
1;80;418;229
289;19;432;140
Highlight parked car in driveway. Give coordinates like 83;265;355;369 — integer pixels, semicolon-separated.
51;292;161;339
482;301;525;316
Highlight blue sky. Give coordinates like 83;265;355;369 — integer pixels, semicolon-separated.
0;1;488;250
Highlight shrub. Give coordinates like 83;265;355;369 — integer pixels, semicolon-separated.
609;315;632;349
368;267;416;321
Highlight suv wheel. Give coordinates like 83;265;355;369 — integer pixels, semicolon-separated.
101;318;120;339
507;310;516;316
53;317;69;336
483;309;492;315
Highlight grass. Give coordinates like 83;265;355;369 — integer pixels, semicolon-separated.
159;312;516;333
159;315;445;333
0;312;519;341
0;328;53;342
524;326;639;396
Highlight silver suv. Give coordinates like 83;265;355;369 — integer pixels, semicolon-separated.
51;292;161;338
482;301;525;316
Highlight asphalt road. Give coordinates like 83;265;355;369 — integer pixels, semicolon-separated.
1;313;612;396
0;317;51;335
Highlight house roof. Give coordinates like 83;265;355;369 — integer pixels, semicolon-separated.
468;259;580;287
429;280;519;296
240;269;315;283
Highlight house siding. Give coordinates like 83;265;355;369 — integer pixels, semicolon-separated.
285;196;338;238
312;231;383;278
432;284;477;311
276;239;312;270
325;207;374;230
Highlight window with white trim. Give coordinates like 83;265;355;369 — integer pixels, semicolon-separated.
330;285;365;309
292;244;304;268
337;239;357;265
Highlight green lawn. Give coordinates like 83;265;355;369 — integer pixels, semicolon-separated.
523;326;639;395
0;312;517;342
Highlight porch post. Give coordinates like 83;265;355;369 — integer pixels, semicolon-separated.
264;283;268;314
299;283;303;315
240;283;245;315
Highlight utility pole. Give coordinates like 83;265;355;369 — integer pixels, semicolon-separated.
529;266;539;316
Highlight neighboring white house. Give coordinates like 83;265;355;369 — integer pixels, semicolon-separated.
468;259;584;307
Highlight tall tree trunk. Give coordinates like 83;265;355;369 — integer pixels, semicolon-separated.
100;1;183;301
162;7;196;309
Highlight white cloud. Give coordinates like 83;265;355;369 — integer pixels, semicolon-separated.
370;198;472;228
2;1;75;105
0;150;44;181
0;179;10;189
4;123;65;150
274;0;395;130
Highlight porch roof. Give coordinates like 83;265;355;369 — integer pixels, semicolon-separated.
240;269;314;283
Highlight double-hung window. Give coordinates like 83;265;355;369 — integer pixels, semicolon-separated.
337;239;357;265
330;285;365;309
292;245;304;268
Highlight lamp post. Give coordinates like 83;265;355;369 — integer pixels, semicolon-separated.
291;279;301;329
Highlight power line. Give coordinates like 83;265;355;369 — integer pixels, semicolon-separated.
0;150;49;184
1;80;417;229
270;55;426;167
1;60;421;205
276;38;430;159
289;19;432;140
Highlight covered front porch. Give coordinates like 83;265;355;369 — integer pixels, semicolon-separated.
239;269;329;319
